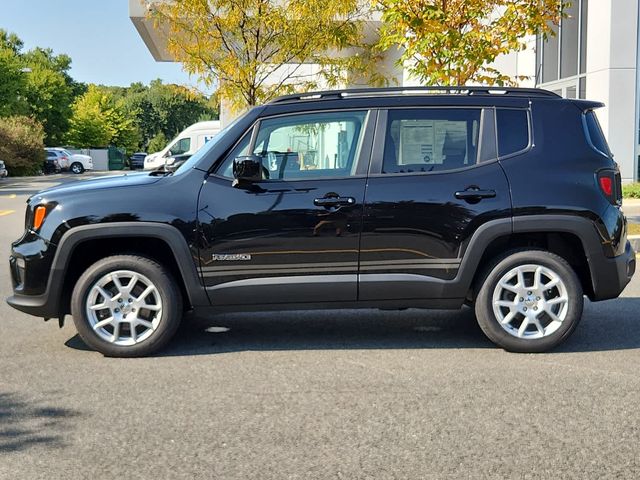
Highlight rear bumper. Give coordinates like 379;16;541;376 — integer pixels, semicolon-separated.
591;240;636;300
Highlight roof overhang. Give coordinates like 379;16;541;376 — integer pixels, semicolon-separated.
129;0;174;62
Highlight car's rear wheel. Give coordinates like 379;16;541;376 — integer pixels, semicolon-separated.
71;255;182;357
70;162;84;174
475;250;583;353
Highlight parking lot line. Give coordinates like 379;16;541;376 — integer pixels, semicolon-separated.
0;210;15;217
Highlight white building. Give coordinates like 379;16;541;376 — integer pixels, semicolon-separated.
130;0;640;181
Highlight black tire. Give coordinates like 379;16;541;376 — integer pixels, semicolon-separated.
474;249;583;353
70;162;84;174
71;255;183;357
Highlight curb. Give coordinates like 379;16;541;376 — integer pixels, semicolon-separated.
629;235;640;253
623;199;640;207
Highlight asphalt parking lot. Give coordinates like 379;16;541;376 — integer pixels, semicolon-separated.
1;173;640;479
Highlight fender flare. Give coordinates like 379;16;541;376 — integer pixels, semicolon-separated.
44;222;208;316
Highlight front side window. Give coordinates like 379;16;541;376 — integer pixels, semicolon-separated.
218;110;367;180
169;137;191;156
382;109;481;174
496;109;530;157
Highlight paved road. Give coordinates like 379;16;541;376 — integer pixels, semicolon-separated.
1;175;640;479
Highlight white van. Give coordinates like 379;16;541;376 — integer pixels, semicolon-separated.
144;120;221;170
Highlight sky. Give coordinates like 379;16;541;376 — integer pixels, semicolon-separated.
2;0;204;89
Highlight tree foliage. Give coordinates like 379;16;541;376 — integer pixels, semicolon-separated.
0;116;46;176
121;79;216;149
152;0;377;110
377;0;565;86
0;30;81;145
65;85;141;152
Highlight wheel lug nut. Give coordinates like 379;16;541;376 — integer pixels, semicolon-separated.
527;291;532;295
533;306;538;311
523;307;527;311
536;296;540;301
118;298;123;303
114;308;120;313
128;298;133;303
519;297;524;302
132;308;136;312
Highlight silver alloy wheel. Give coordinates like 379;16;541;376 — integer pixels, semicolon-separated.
492;264;569;339
71;163;82;174
85;270;163;346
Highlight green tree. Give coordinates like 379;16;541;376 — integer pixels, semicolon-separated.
152;0;376;111
66;85;141;152
0;47;27;117
0;30;83;145
122;79;216;149
377;0;565;86
0;116;46;176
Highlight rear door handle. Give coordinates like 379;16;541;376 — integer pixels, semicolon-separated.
314;196;356;207
454;189;496;200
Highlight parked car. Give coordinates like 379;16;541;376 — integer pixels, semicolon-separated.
129;152;147;170
144;121;221;170
45;148;93;174
0;160;8;178
7;87;636;357
43;152;61;174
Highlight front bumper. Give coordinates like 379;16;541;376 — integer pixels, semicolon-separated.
591;240;636;300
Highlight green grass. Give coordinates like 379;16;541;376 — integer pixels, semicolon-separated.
623;183;640;199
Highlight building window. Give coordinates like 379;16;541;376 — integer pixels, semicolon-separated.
536;0;588;98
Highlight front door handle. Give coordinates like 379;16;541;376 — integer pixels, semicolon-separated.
314;196;356;208
454;188;496;201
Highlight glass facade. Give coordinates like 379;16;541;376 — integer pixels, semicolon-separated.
536;0;589;98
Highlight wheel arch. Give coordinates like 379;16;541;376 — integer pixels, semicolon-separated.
50;223;208;316
461;215;602;301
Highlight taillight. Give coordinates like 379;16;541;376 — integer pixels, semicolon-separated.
597;170;621;205
599;176;612;196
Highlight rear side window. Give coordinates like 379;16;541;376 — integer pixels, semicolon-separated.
382;109;481;174
584;111;611;156
496;109;529;157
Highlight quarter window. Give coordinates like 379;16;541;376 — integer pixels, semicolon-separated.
496;109;529;157
382;109;481;174
584;110;611;156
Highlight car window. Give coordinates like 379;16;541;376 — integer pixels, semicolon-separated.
46;151;56;158
217;111;367;180
170;137;191;155
257;111;367;180
584;110;611;156
382;109;481;174
496;109;529;157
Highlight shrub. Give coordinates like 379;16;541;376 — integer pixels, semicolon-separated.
0;116;45;176
147;131;167;154
623;183;640;199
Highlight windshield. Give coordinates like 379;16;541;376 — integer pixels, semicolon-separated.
62;149;74;157
173;112;249;175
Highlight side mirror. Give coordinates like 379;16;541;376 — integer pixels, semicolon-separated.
233;155;263;185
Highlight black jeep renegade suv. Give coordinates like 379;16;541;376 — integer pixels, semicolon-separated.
7;87;636;357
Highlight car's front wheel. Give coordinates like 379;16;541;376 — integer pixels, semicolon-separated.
70;162;84;174
71;255;183;357
475;250;584;353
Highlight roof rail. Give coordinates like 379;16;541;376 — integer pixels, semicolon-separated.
268;86;560;104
